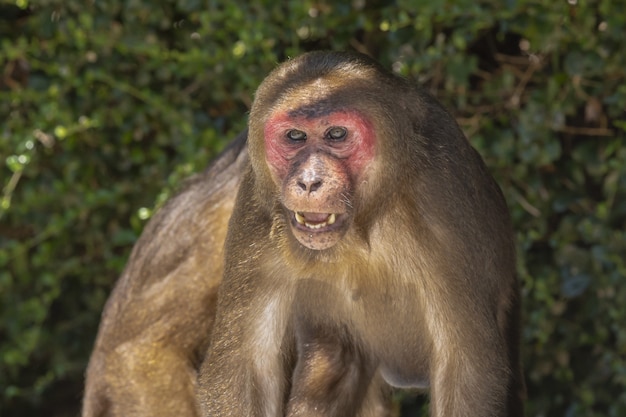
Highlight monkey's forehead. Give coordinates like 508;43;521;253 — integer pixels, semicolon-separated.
284;97;341;119
256;64;386;111
265;84;380;123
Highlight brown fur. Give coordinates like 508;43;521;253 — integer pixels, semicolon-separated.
83;51;524;417
82;133;247;417
197;51;524;416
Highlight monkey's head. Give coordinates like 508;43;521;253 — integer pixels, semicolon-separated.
249;51;418;251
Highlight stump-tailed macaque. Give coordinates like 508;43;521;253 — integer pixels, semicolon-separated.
197;51;524;416
82;51;524;417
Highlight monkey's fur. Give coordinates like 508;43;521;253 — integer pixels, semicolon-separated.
83;52;524;417
82;133;247;417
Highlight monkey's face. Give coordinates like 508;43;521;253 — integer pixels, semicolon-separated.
263;109;376;250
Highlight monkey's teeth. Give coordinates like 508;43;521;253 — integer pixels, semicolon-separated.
295;211;306;225
294;212;337;229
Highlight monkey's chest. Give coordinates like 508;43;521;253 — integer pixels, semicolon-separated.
358;290;431;388
293;278;431;389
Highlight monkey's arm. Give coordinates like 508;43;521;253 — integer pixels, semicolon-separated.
196;172;295;416
285;322;390;417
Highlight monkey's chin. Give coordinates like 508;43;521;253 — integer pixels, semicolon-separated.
290;211;347;250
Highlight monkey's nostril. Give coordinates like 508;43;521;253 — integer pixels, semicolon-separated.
297;179;322;193
310;180;322;192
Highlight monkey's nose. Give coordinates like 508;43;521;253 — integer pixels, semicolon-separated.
297;178;323;193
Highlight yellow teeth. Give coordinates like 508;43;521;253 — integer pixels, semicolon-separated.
294;212;336;230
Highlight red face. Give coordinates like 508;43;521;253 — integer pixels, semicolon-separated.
263;109;376;250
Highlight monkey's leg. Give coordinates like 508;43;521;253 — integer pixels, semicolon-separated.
83;342;199;417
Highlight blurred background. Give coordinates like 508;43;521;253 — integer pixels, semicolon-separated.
1;0;624;416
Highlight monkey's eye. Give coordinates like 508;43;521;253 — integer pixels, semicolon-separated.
286;129;307;142
326;126;347;141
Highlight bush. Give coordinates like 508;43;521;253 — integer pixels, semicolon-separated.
1;0;624;415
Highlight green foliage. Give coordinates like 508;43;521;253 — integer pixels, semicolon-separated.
1;0;625;415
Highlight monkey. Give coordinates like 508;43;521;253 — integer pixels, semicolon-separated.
81;131;248;417
82;51;524;417
197;51;525;417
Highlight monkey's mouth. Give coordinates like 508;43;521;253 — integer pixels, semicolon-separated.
293;211;339;231
288;211;348;250
293;211;337;231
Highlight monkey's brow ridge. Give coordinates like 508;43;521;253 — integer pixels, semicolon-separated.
288;100;338;119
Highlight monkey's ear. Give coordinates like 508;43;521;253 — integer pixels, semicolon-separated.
410;88;465;143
